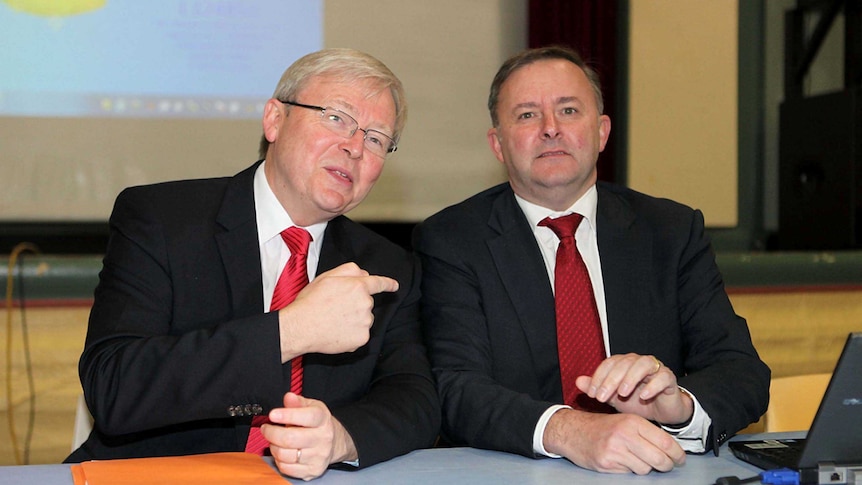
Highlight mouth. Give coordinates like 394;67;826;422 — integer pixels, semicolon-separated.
537;150;569;159
327;167;353;184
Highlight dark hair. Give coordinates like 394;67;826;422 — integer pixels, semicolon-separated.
487;46;604;126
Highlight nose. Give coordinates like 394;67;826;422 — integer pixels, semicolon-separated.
340;129;365;159
542;113;560;139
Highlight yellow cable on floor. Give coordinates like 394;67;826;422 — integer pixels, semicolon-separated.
5;242;40;465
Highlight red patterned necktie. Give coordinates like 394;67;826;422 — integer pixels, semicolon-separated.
538;214;611;413
245;226;312;455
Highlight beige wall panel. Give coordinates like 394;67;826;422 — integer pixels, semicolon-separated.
730;290;862;377
628;0;739;227
325;0;521;221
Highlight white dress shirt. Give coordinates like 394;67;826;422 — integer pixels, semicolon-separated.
514;186;710;456
253;161;327;311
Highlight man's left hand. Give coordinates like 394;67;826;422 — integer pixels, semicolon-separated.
575;353;693;426
262;392;358;480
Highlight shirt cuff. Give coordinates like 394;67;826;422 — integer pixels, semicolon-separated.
533;405;571;457
660;386;711;453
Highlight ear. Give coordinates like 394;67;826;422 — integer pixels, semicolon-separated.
262;99;283;143
598;114;611;152
487;127;505;164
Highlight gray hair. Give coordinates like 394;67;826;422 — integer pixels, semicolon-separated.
258;48;407;159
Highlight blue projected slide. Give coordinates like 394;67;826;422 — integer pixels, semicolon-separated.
0;0;322;119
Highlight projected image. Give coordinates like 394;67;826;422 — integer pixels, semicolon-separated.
0;0;322;119
3;0;106;16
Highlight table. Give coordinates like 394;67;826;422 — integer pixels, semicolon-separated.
0;435;779;484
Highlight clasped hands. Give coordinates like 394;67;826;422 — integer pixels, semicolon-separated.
545;353;694;475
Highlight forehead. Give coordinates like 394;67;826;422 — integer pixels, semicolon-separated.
298;75;393;111
499;59;595;107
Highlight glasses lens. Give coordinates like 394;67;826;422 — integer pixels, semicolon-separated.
363;130;396;158
320;107;396;158
319;107;357;138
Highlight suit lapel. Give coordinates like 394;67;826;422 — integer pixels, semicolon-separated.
315;216;352;275
595;184;649;354
215;163;265;319
302;216;354;398
486;188;557;371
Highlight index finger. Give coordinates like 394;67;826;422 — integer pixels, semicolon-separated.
362;275;399;295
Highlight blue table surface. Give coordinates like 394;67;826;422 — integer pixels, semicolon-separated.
0;433;791;484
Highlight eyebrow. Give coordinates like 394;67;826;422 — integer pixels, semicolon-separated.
513;101;540;111
556;96;581;105
329;99;356;113
512;96;583;111
331;102;395;136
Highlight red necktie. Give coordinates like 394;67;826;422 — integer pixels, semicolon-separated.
245;226;312;455
538;214;611;412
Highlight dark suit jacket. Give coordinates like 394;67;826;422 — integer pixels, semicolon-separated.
413;181;769;457
66;162;440;467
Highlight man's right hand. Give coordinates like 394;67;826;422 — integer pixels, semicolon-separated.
277;262;399;362
543;408;686;474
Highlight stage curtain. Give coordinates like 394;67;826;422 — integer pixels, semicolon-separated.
528;0;619;182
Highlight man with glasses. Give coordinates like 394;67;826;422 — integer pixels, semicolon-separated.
66;48;440;481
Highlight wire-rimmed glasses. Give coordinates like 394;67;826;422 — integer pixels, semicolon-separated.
280;100;398;158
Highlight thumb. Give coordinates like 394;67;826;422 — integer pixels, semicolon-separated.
575;375;593;394
282;391;306;408
326;262;366;277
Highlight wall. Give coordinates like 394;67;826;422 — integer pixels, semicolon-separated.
324;0;523;221
0;1;523;224
3;0;750;229
628;0;739;227
0;307;88;465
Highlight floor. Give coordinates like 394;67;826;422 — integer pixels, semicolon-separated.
0;307;88;465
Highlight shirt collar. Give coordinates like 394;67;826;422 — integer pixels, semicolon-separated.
514;184;598;231
254;160;327;246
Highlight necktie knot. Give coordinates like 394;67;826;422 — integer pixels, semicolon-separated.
280;226;312;256
538;213;584;240
270;226;312;314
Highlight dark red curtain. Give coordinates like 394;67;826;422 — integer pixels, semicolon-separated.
529;0;620;183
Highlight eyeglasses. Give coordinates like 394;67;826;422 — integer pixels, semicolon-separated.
280;100;398;158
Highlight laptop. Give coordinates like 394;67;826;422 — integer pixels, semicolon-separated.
729;332;862;483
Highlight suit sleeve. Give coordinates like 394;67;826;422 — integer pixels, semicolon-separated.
600;203;770;451
328;256;441;469
413;222;552;458
667;209;771;450
79;188;285;436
